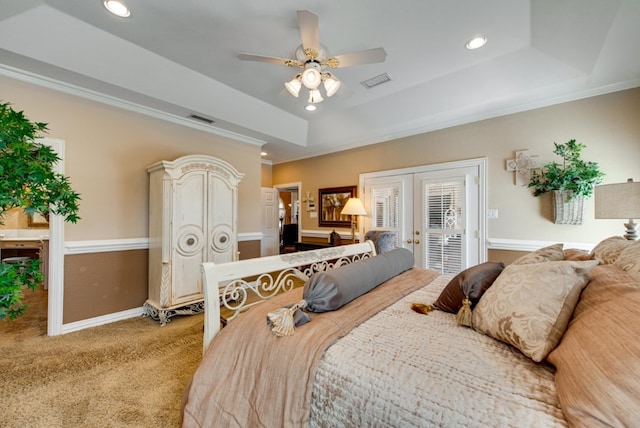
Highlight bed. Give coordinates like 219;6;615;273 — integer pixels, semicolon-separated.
182;238;640;427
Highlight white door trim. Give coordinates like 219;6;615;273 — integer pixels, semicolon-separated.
43;137;65;336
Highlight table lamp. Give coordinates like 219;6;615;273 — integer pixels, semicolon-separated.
594;178;640;240
340;198;367;243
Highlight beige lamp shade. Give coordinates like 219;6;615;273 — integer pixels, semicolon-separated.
341;198;367;243
594;178;640;240
341;198;367;216
594;179;640;219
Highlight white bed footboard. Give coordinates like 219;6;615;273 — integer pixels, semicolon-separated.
201;241;377;352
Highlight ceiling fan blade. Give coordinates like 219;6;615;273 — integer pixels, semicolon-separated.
238;53;299;67
297;10;319;53
331;47;387;68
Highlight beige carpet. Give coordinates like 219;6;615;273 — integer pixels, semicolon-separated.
0;288;203;428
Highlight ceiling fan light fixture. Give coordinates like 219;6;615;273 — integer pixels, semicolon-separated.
301;63;322;89
304;104;317;112
103;0;131;17
308;89;324;104
285;75;302;97
323;74;341;97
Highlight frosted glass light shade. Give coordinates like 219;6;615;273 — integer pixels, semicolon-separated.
302;67;321;89
285;75;302;97
323;75;341;97
308;89;323;104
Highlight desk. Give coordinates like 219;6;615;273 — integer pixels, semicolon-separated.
0;239;49;289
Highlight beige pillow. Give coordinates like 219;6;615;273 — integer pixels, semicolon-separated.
511;243;564;265
614;240;640;281
472;260;598;362
548;288;640;427
563;248;593;261
590;236;631;264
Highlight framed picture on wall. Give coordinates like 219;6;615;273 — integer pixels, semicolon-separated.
28;212;49;228
318;186;356;227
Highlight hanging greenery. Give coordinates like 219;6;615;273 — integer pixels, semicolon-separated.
528;139;604;199
0;101;81;320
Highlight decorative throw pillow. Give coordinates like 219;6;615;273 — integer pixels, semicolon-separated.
563;248;593;261
511;243;564;265
433;262;505;313
613;240;640;281
472;260;599;362
548;288;640;427
590;236;631;264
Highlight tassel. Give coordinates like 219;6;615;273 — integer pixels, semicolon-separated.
267;300;307;337
455;297;473;327
410;302;433;315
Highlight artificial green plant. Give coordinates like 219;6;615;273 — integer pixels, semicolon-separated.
0;101;80;320
528;139;604;200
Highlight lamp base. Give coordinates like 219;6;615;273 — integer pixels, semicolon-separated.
624;220;638;240
350;218;356;244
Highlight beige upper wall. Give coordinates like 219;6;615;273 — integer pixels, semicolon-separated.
0;75;262;241
273;88;640;245
261;162;272;187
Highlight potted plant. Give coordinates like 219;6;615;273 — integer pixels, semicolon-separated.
0;101;80;320
528;139;604;224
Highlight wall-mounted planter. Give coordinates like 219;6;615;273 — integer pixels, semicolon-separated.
552;190;584;225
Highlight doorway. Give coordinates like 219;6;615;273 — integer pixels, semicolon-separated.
360;158;487;272
273;182;301;254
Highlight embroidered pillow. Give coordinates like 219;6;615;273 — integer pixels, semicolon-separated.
613;240;640;281
433;262;505;313
563;248;593;261
590;236;631;264
511;243;564;265
548;286;640;426
472;260;598;362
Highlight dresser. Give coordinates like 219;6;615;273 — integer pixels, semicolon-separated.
144;155;244;324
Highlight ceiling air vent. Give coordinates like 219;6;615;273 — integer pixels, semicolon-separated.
188;113;215;125
361;73;392;89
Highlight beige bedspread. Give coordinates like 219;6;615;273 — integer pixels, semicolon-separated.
182;267;438;427
309;274;567;427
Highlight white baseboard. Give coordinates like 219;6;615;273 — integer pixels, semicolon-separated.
60;306;145;335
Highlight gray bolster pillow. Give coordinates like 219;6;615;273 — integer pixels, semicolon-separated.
266;247;414;336
303;247;415;312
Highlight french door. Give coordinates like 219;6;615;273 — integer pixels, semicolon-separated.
361;159;486;273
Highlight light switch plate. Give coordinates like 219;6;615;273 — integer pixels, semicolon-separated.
487;209;499;219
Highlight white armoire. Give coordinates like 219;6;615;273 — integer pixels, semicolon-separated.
144;154;244;324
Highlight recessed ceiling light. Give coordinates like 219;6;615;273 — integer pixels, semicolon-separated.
261;151;267;156
103;0;131;18
304;104;317;112
465;35;487;50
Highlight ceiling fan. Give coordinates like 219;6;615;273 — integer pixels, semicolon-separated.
238;10;387;105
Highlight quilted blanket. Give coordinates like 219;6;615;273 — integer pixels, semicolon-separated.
309;274;567;427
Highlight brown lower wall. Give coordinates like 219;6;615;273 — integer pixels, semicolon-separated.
63;240;262;323
61;242;524;323
63;250;149;323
